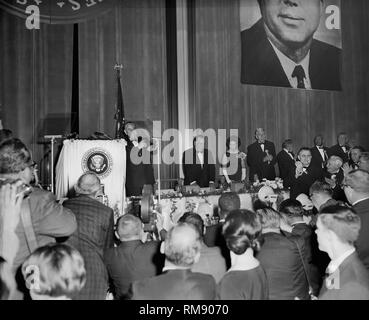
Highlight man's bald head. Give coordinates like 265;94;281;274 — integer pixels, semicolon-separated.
117;214;143;241
164;223;202;267
75;172;101;196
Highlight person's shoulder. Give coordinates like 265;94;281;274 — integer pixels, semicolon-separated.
312;38;341;56
241;18;265;43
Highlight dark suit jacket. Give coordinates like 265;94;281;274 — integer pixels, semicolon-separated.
283;223;321;295
247;140;276;182
64;196;115;300
323;169;346;202
285;165;323;199
328;144;349;163
310;146;328;170
256;232;309;300
353;198;369;271
192;244;227;283
277;149;295;186
241;19;342;91
104;240;164;300
182;148;216;187
126;142;155;196
203;222;231;269
319;252;369;300
132;269;216;300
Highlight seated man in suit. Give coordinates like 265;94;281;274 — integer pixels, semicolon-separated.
358;152;369;172
277;139;295;187
182;134;216;188
279;199;320;295
347;146;365;171
324;156;346;202
63;172;115;300
256;207;309;300
241;0;341;90
247;128;276;182
310;135;328;170
317;206;369;299
343;170;369;271
179;213;227;283
131;223;216;300
328;132;350;163
285;147;323;199
104;214;165;300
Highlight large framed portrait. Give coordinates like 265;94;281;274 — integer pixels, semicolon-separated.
240;0;342;91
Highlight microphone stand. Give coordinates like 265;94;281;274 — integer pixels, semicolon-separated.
44;135;62;193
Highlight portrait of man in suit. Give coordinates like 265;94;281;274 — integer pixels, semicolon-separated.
241;0;342;91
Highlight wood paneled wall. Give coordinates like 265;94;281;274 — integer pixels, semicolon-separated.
191;0;369;159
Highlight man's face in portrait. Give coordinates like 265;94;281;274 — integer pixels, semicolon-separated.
259;0;323;47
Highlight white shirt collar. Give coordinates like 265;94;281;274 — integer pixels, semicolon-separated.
162;265;190;272
327;248;355;274
268;39;311;89
352;197;369;206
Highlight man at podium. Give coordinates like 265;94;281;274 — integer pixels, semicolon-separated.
124;122;155;197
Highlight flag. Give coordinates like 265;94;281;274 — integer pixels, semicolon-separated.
114;65;125;138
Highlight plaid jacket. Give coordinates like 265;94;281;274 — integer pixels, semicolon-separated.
64;196;115;300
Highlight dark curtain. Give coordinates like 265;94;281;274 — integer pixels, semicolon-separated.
0;9;74;172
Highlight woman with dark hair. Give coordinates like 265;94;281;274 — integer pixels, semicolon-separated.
221;136;246;185
217;209;268;300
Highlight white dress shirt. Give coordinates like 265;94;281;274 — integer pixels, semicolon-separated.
284;148;294;160
316;146;326;161
197;151;204;166
269;40;312;89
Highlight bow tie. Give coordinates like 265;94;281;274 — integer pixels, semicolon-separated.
302;168;308;174
317;146;323;150
259;143;264;145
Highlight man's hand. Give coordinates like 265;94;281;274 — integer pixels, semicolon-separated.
0;181;24;224
342;162;351;176
295;161;304;178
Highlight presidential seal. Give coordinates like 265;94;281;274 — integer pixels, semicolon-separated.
82;148;113;179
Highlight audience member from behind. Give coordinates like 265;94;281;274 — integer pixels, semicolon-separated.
279;199;320;295
104;214;165;300
204;192;240;248
21;243;86;300
316;206;369;299
0;129;13;144
256;207;309;300
63;172;115;300
179;213;226;283
0;139;76;296
0;257;17;300
217;209;268;300
132;223;216;300
343;169;369;271
309;181;343;213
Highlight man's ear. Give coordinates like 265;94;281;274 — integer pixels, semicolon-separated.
193;250;201;264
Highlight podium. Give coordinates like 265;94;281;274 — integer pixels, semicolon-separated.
55;139;127;215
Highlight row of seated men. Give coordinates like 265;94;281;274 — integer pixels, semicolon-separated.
1;133;369;300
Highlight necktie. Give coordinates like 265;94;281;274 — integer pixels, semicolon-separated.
292;65;306;89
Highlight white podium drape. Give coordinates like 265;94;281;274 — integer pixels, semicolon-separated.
56;139;126;215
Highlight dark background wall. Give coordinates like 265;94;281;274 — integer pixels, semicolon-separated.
191;0;369;158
